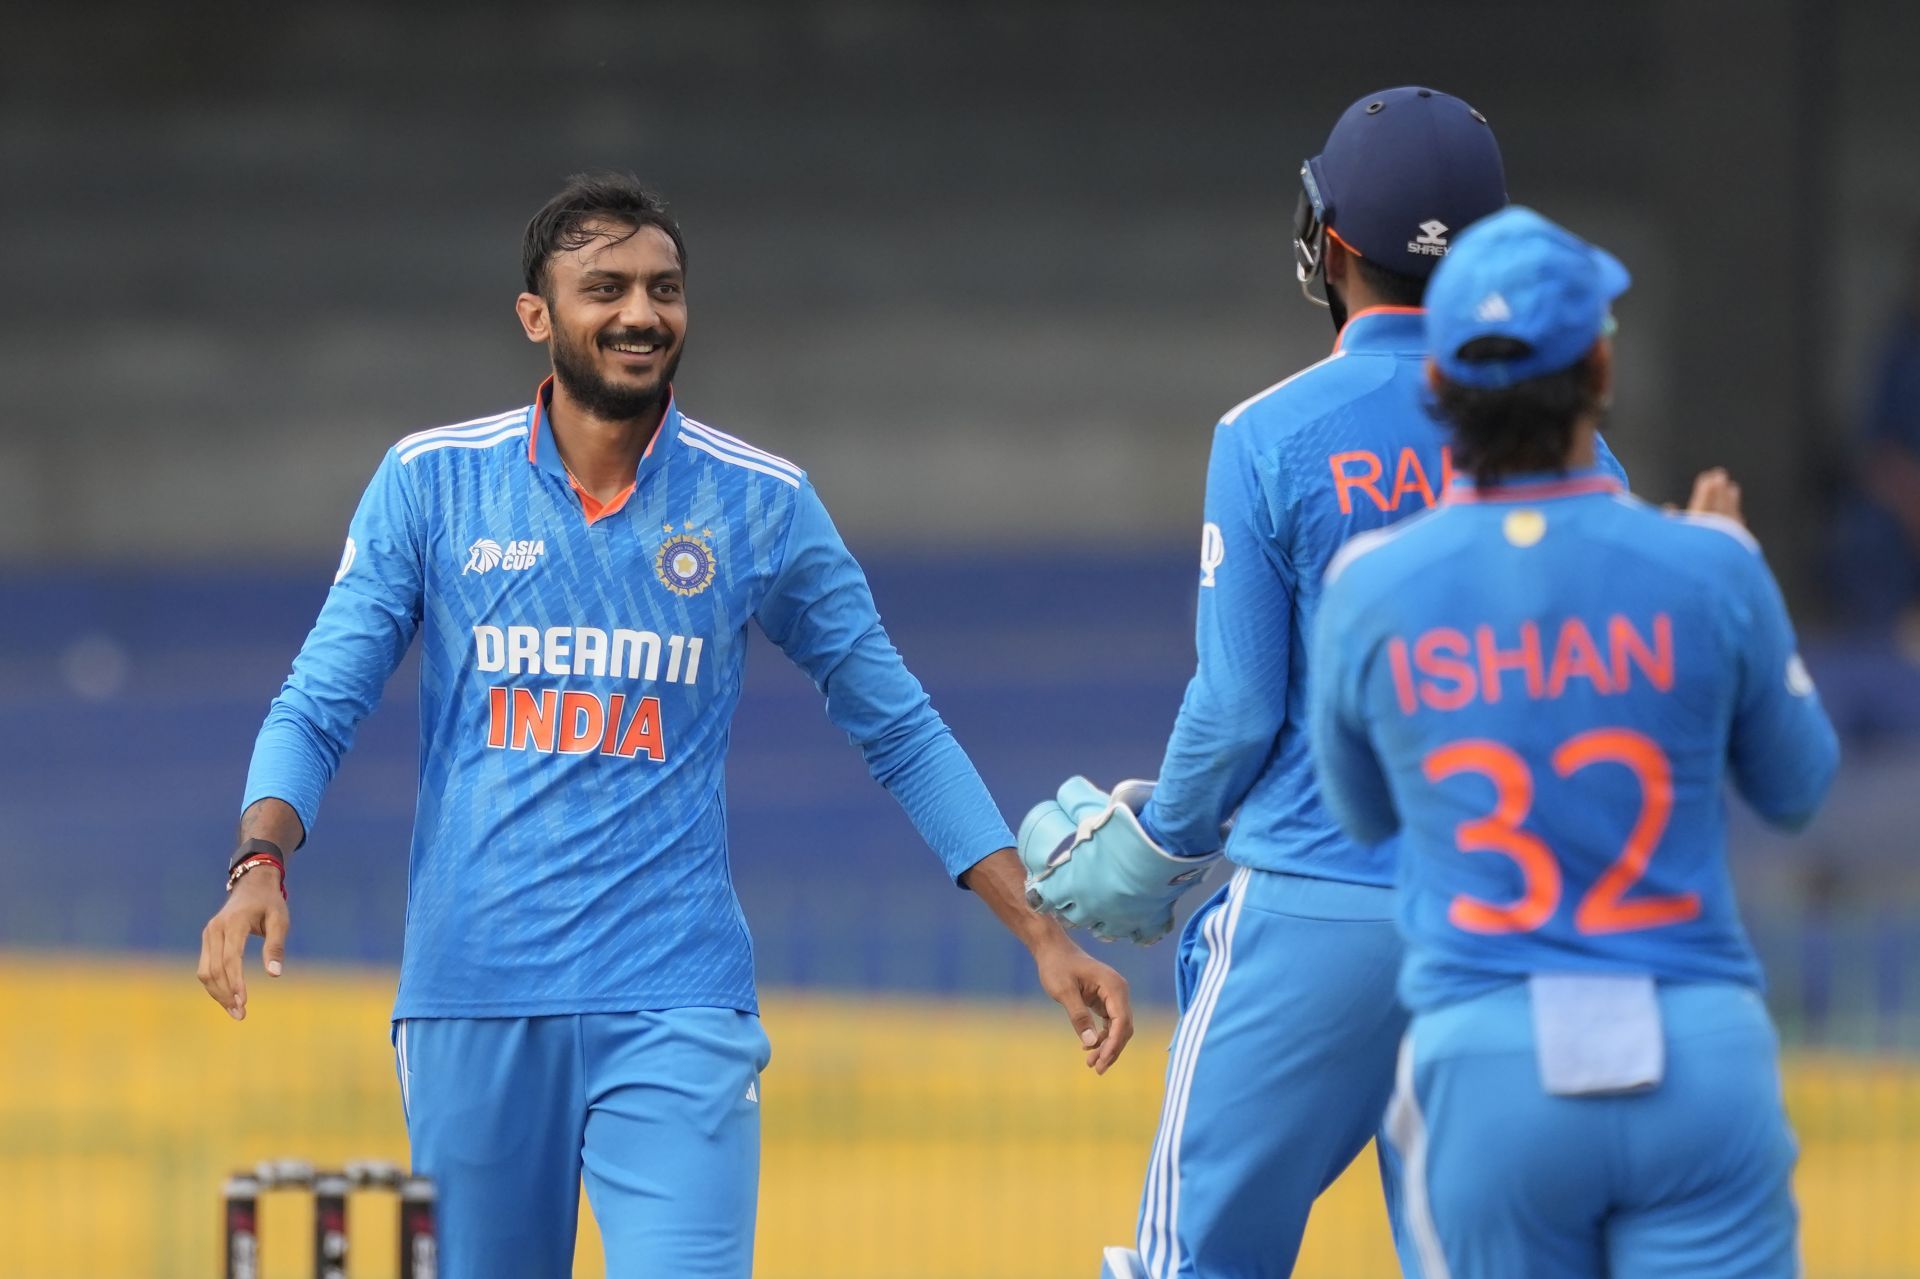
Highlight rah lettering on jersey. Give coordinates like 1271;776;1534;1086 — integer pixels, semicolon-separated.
1328;446;1458;515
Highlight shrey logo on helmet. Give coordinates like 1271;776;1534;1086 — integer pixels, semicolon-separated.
1293;86;1507;308
1410;219;1450;257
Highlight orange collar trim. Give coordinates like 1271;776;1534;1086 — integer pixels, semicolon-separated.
1333;305;1426;353
529;375;672;525
527;375;551;464
527;376;672;466
570;475;637;525
1447;475;1624;505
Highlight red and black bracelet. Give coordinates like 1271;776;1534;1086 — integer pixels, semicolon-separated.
226;839;287;900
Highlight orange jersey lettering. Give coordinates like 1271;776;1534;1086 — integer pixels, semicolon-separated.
1387;614;1675;714
1329;446;1455;515
487;686;667;761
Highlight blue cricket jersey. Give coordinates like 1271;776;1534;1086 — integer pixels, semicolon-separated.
1140;309;1626;884
244;382;1014;1019
1309;469;1840;1012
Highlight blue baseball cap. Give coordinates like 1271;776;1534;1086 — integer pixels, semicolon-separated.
1296;86;1507;286
1426;206;1632;388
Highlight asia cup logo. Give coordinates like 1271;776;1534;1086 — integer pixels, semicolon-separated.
463;538;504;574
655;523;716;597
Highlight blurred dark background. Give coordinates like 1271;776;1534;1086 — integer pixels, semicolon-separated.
8;4;1920;1274
4;0;1920;1024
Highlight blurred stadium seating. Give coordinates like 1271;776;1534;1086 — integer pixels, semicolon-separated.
7;3;1920;1274
3;553;1918;1277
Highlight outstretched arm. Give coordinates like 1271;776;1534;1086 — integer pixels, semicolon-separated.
1141;419;1295;853
962;849;1134;1073
196;449;424;1019
197;798;306;1020
757;481;1132;1069
1725;539;1840;829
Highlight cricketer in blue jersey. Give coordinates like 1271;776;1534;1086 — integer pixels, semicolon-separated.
1310;206;1840;1278
195;172;1133;1279
1021;89;1617;1279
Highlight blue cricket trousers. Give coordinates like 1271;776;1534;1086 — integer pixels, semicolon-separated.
1135;866;1412;1278
1387;981;1798;1278
394;1008;770;1278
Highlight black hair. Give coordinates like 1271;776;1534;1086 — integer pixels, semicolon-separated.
521;172;686;296
1354;254;1426;308
1429;338;1603;486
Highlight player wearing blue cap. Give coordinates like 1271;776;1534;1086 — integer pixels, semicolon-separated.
194;172;1134;1278
1310;206;1839;1277
1021;90;1625;1278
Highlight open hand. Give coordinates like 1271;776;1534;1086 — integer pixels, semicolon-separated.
1031;936;1134;1074
1686;467;1744;524
196;869;289;1020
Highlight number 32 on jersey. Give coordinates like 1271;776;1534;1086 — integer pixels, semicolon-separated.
1423;728;1699;937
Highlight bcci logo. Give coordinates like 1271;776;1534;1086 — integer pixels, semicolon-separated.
656;525;716;597
463;537;545;574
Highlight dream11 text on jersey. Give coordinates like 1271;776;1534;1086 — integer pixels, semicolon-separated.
473;623;705;760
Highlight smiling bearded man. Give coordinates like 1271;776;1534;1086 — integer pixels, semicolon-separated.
196;171;1134;1279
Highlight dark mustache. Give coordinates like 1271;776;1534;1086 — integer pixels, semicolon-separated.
599;330;672;348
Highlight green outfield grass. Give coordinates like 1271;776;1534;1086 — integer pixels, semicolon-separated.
4;953;1916;1278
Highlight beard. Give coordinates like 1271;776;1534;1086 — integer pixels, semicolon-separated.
549;320;684;421
1326;278;1350;333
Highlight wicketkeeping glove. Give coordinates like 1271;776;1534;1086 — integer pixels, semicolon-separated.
1019;777;1221;944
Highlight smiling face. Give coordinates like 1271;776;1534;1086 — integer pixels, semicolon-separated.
516;220;687;421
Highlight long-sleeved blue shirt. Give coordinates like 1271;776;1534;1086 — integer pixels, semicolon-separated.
1309;469;1839;1011
245;384;1013;1019
1139;309;1626;883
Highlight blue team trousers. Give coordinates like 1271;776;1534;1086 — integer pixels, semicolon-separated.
393;1008;770;1279
1386;981;1798;1278
1133;866;1411;1278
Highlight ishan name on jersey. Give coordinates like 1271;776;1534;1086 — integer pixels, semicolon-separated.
474;622;704;761
1385;612;1672;714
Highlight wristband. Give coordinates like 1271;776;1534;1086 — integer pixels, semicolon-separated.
229;838;285;874
227;848;287;900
